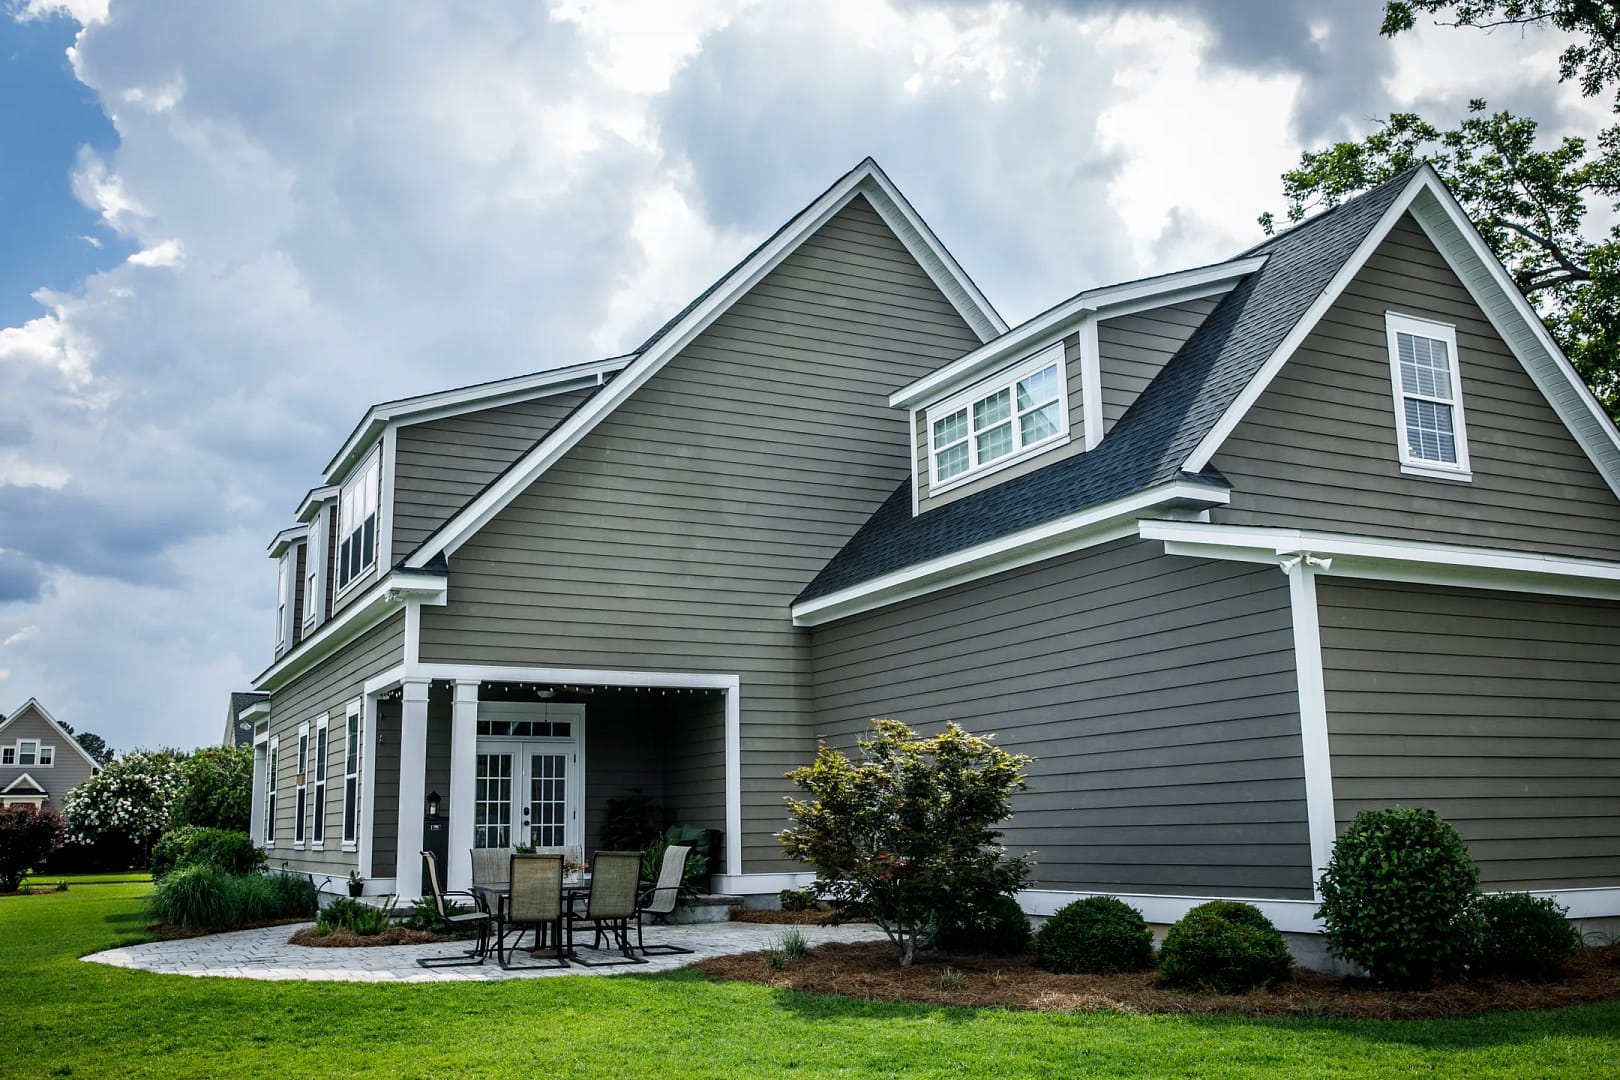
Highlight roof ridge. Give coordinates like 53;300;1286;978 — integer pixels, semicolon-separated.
1235;163;1425;259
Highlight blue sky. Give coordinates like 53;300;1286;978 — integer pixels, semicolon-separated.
0;1;1604;751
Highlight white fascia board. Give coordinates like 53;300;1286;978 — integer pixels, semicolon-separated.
321;354;635;484
240;699;272;722
295;486;338;524
791;481;1230;627
253;572;442;692
2;772;47;794
266;525;309;558
1019;889;1323;933
405;161;1001;570
1140;520;1620;600
889;256;1267;410
0;698;100;771
1183;172;1426;473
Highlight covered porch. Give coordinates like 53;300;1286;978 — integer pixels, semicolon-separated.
367;668;739;896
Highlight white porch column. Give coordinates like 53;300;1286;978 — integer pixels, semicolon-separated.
447;679;480;892
395;677;430;897
249;742;267;848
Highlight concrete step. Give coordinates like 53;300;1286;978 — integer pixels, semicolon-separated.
671;893;744;924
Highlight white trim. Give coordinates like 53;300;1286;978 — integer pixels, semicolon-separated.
264;735;279;848
712;871;816;895
377;427;395;591
1079;316;1103;450
295;485;337;524
1;772;47;794
266;525;308;558
1286;561;1336;899
359;694;379;872
404;161;1004;570
302;504;328;633
403;602;420;670
889;256;1265;410
1018;889;1324;933
4;738;51;770
253;571;441;691
791;481;1230;627
924;343;1069;496
1139;519;1620;602
1385;311;1472;479
0;699;99;771
364;665;408;697
311;713;329;851
908;406;921;517
340;699;363;854
293;722;310;849
725;680;742;879
250;742;266;844
394;678;430;894
333;446;382;602
447;680;478;892
322;355;635;484
1534;886;1620;920
1;795;46;808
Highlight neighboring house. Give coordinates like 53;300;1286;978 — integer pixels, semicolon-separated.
224;692;270;749
0;699;100;811
249;159;1620;939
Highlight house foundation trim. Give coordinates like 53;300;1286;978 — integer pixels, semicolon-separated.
713;871;817;895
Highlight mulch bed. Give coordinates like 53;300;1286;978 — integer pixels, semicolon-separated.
152;917;311;940
730;908;855;926
695;940;1620;1020
289;926;457;948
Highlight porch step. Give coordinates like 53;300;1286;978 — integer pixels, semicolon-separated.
672;893;744;924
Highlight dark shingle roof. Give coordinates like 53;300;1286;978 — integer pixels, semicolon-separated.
797;168;1419;604
227;691;270;748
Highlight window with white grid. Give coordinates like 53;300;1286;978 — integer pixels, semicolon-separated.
1385;313;1471;479
926;344;1068;493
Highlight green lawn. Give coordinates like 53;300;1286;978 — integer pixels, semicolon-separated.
19;870;152;886
3;886;1619;1078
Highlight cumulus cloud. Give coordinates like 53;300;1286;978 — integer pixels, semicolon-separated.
3;625;38;647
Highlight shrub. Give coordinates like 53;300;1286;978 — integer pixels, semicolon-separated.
401;897;484;938
0;806;65;891
936;893;1033;956
150;826;265;879
1157;901;1294;994
779;888;817;912
600;790;663;850
317;896;397;936
1316;807;1482;989
63;748;188;861
1034;896;1155;974
1476;892;1583;982
781;719;1033;966
173;747;254;833
641;838;709;907
147;867;317;930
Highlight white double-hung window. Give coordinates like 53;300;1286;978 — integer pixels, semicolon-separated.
275;552;293;649
311;716;328;849
336;449;380;593
293;724;309;848
341;701;362;851
928;344;1067;491
1386;312;1471;480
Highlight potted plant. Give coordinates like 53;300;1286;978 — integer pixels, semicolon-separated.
347;869;365;897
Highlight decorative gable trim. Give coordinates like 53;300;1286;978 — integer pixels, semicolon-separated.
0;699;100;771
1183;166;1620;501
403;158;1006;570
2;772;47;794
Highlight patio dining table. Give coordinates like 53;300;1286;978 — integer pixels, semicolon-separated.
469;880;592;956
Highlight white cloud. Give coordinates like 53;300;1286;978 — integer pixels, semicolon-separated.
126;239;183;268
16;0;107;24
0;669;10;683
4;626;38;647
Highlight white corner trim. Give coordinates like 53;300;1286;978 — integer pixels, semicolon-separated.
253;571;441;692
890;256;1266;410
404;161;1003;570
1018;889;1323;934
403;601;421;671
1183;173;1427;473
1286;561;1336;900
724;679;743;879
792;480;1230;627
1141;520;1620;601
1079;315;1103;450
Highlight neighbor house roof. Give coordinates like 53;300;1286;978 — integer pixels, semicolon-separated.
0;698;101;771
225;691;270;749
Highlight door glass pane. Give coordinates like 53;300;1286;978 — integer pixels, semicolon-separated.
474;753;513;848
528;753;567;849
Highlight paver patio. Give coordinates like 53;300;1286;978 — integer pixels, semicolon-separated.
84;919;888;983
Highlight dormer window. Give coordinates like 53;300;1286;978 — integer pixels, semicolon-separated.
1385;312;1471;481
276;552;293;649
927;345;1068;492
337;449;380;592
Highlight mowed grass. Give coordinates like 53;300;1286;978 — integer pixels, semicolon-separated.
3;886;1619;1079
19;870;152;886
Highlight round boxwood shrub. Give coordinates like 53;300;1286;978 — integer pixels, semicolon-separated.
1157;901;1294;994
1476;892;1583;982
936;893;1033;956
1033;896;1155;974
1316;807;1481;989
150;825;266;880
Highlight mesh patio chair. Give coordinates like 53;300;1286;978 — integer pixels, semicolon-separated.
415;850;494;968
494;853;568;969
469;847;512;910
565;850;647;966
635;844;694;956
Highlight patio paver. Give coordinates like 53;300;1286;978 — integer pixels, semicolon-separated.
83;920;887;983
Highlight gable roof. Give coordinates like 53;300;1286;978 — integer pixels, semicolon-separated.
0;698;100;771
400;157;1007;571
2;773;47;794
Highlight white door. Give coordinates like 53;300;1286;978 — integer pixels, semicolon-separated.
473;737;582;851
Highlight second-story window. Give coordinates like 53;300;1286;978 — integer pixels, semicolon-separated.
337;450;380;592
303;507;324;632
1385;312;1471;479
928;345;1067;490
275;553;292;648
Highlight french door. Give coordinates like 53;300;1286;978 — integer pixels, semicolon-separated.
472;737;582;851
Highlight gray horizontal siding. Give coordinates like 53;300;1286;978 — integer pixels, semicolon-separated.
809;536;1313;899
1098;298;1220;433
420;194;985;874
1320;578;1620;891
264;613;405;880
391;391;591;563
1213;215;1620;560
0;704;96;812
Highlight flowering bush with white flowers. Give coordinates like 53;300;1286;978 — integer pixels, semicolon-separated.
63;749;189;857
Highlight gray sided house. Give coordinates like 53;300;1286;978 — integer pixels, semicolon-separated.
0;699;100;811
251;160;1620;936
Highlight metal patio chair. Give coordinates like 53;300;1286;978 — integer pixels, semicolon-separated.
494;853;568;969
565;850;647;966
635;844;694;956
415;850;494;968
470;847;512;910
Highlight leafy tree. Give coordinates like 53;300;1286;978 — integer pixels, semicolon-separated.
173;746;254;833
780;719;1032;966
73;731;114;766
62;748;188;861
0;806;65;891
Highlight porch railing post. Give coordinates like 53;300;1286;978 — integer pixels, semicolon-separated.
448;679;479;892
395;677;431;897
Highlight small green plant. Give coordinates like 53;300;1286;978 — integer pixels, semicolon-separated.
936;893;1032;956
779;888;817;912
936;966;965;990
401;897;483;938
1157;901;1294;994
1475;892;1583;982
1034;896;1155;975
777;928;809;961
150;826;265;879
762;947;788;971
317;896;397;936
1316;807;1481;989
641;839;708;907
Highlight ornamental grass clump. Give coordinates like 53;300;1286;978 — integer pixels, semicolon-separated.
1033;896;1155;975
148;866;318;931
780;719;1032;966
1157;901;1294;994
1316;807;1481;989
1475;892;1583;982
